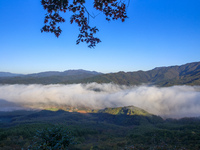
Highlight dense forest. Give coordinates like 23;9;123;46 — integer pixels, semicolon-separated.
0;107;200;149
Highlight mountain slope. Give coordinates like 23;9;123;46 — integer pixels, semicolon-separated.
79;61;200;86
97;106;152;116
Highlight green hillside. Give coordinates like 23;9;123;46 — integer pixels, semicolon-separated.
79;61;200;86
98;106;152;116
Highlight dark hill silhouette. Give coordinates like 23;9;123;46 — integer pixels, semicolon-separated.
0;106;163;127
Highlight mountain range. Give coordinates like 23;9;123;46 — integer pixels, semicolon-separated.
82;61;200;86
0;69;102;84
0;61;200;86
0;72;23;77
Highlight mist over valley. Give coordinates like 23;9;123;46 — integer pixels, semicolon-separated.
1;83;200;119
1;62;200;149
1;62;200;119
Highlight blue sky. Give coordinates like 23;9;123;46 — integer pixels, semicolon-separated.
0;0;200;74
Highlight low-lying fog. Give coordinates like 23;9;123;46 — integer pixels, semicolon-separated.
0;83;200;118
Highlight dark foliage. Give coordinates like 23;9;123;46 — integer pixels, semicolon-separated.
0;109;200;149
29;126;74;149
41;0;128;48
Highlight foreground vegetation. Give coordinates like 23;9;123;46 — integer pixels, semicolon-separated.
0;109;200;150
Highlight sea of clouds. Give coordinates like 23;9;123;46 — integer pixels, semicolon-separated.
0;83;200;118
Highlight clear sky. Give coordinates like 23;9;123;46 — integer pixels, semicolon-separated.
0;0;200;74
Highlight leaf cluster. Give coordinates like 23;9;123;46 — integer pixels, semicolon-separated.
41;0;128;48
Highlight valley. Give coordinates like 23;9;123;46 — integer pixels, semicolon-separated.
0;62;200;149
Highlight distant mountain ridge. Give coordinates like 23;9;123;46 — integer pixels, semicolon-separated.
0;72;23;77
27;69;101;77
0;62;200;86
0;69;102;84
79;61;200;86
0;69;101;78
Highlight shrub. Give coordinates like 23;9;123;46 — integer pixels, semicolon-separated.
29;126;74;150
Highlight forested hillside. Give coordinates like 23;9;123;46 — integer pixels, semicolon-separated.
0;62;200;86
79;61;200;86
0;107;200;149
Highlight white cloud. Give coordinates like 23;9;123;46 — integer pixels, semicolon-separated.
0;83;200;118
